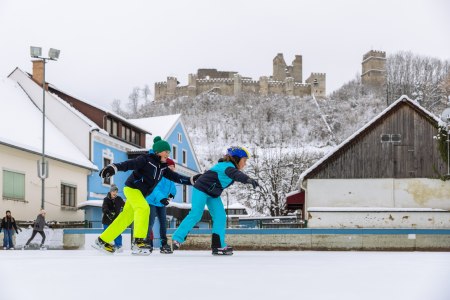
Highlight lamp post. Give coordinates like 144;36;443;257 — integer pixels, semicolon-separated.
442;108;450;176
30;46;61;209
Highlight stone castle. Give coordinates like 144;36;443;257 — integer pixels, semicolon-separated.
154;53;326;100
361;50;386;87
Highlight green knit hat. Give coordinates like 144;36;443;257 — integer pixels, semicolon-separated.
152;136;171;153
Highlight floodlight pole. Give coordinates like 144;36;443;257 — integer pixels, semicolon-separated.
41;57;47;209
31;47;60;210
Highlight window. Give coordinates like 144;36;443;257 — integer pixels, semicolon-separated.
126;128;131;142
61;183;77;208
131;131;136;144
2;170;25;200
178;133;182;143
121;125;126;139
172;145;177;160
103;157;111;185
381;134;402;143
182;150;187;165
183;185;187;203
133;131;140;145
381;134;390;142
106;118;112;133
112;120;118;136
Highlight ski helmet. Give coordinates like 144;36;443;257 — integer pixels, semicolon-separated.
226;146;250;159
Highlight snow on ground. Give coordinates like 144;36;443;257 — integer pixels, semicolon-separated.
0;250;449;300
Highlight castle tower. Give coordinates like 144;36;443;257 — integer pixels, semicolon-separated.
292;55;302;83
188;74;197;97
361;50;386;87
234;74;242;96
273;53;287;81
259;76;269;96
306;73;326;97
166;77;178;97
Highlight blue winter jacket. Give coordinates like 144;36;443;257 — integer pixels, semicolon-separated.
114;153;192;197
194;160;250;198
145;177;177;207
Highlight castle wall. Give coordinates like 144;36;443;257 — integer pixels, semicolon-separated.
195;79;234;95
198;69;237;79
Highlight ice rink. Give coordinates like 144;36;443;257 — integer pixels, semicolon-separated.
0;250;449;300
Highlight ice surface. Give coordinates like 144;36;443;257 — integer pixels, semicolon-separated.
0;250;449;300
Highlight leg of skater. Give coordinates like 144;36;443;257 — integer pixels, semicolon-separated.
172;188;207;249
207;197;232;255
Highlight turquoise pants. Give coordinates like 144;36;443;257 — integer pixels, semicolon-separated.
172;188;227;248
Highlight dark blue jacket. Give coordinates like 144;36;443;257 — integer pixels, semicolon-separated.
115;153;192;197
194;160;250;198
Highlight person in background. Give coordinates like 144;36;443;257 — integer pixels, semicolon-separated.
172;146;259;255
145;158;177;254
23;209;50;250
102;184;125;252
1;210;21;250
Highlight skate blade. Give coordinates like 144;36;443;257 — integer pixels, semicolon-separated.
160;250;173;254
91;243;115;255
131;250;152;256
212;252;234;256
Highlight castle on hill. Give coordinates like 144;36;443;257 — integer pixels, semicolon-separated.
154;53;326;100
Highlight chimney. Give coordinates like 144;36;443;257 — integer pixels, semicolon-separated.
32;60;48;90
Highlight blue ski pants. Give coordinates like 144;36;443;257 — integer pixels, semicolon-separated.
172;188;227;248
3;229;14;248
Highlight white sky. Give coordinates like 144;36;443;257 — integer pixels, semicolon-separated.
1;0;449;108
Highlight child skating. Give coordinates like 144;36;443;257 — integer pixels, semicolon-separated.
145;157;177;254
94;136;199;255
171;146;259;255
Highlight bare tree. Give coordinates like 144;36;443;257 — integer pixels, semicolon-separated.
127;87;141;117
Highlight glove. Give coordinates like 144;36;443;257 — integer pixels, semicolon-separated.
168;193;175;199
99;164;117;178
106;212;115;221
160;198;170;206
247;178;259;189
190;173;202;184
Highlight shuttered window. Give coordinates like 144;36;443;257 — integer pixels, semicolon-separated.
2;170;25;200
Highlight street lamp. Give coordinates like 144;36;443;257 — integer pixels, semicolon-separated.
30;46;61;209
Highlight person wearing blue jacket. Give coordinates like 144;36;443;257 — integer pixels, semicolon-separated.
145;157;177;254
172;146;259;255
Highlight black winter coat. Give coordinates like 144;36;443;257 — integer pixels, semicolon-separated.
116;153;192;197
1;216;18;233
102;193;125;225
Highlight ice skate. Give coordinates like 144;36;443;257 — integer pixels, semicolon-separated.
212;246;233;256
22;244;29;250
3;246;7;250
160;244;173;254
131;238;152;256
40;245;47;250
171;240;181;251
9;247;14;250
92;237;115;254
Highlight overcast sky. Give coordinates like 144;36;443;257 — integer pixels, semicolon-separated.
0;0;449;109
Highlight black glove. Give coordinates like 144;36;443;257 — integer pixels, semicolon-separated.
247;178;259;189
160;198;170;206
106;211;115;221
99;164;117;178
168;193;175;199
190;173;202;184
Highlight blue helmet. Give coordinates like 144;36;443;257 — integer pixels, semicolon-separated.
227;146;250;159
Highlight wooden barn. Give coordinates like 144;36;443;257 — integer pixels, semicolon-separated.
299;96;450;228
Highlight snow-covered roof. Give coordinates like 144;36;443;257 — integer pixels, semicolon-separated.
0;78;97;170
129;114;181;147
299;95;442;183
47;83;150;134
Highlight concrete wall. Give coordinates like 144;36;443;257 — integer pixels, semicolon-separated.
51;229;450;251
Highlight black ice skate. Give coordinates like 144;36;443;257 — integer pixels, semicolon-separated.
171;240;181;251
212;246;234;256
160;244;173;254
131;238;152;256
92;237;115;254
